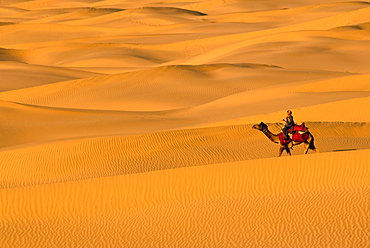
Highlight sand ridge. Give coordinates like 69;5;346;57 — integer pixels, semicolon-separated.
1;0;370;247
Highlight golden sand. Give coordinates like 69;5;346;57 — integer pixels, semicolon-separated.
1;0;369;247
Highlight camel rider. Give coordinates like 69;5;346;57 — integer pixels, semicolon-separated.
282;110;294;140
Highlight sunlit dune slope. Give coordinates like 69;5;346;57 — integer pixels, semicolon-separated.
205;28;370;73
9;0;104;10
179;74;370;125
0;99;195;150
215;2;370;28
0;64;354;111
192;73;370;127
2;3;369;73
0;6;26;16
19;42;177;68
1;121;369;189
179;7;370;68
1;149;369;247
22;7;124;24
0;61;102;92
202;96;370;129
60;7;206;28
0;23;123;46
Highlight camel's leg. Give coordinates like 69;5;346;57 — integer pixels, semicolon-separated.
285;147;292;156
309;140;320;153
278;147;284;157
308;134;319;153
303;143;310;154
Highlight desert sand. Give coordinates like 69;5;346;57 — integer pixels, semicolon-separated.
1;0;369;247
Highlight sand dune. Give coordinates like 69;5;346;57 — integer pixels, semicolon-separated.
203;96;370;129
0;61;102;91
195;74;370;126
9;0;103;10
1;0;370;247
179;7;370;65
0;6;26;16
212;1;370;34
1;149;369;247
0;64;353;111
1;121;369;189
23;7;124;24
0;23;123;46
0;99;195;150
60;7;206;28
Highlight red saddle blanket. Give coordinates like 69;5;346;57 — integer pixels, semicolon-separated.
278;131;310;144
292;123;307;132
278;133;291;145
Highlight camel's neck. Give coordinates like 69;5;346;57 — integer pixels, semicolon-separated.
261;128;280;143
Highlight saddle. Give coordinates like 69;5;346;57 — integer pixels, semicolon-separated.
292;123;308;132
279;123;309;144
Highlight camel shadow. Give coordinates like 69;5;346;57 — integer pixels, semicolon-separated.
333;148;358;152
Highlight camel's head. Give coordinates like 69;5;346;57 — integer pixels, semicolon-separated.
252;122;268;131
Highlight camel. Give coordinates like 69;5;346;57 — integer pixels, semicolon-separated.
252;122;320;157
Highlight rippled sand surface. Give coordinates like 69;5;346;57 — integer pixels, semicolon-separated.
1;0;370;247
